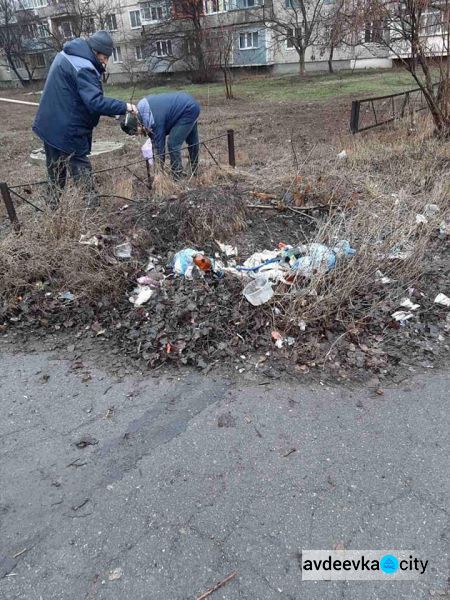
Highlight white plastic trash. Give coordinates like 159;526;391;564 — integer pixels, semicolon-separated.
141;138;154;166
114;242;132;259
243;276;274;306
434;293;450;307
129;285;153;306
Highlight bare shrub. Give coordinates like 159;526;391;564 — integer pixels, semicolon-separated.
265;118;450;336
0;186;133;305
277;194;444;328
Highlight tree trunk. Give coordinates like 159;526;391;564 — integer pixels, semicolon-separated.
299;49;305;76
225;68;233;99
415;47;450;136
328;45;334;74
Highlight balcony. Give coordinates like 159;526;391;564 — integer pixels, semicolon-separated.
44;0;77;18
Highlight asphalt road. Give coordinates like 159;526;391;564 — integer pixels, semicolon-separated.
0;350;448;599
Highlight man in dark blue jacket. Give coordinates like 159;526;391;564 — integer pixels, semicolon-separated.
120;92;200;179
33;31;136;205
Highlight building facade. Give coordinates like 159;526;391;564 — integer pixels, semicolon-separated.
5;0;445;86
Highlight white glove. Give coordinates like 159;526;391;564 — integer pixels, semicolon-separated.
126;103;138;114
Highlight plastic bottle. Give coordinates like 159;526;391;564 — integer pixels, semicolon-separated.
194;255;212;271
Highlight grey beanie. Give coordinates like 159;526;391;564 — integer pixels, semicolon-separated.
88;30;114;57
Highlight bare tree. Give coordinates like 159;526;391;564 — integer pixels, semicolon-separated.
1;0;122;86
264;0;327;75
320;0;348;72
43;0;119;50
214;24;235;98
142;0;219;83
0;0;44;84
352;0;450;134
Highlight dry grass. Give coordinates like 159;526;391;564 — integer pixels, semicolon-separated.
0;186;133;303
277;194;444;327
262;117;450;332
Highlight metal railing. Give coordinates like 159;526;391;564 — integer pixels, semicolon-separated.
350;83;440;134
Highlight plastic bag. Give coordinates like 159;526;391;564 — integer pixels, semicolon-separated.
291;243;336;277
291;240;356;278
172;248;198;277
141;138;154;166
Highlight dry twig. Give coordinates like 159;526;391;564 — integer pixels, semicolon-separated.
196;571;237;600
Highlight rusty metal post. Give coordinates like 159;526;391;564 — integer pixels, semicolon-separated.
145;161;153;190
350;100;360;134
227;129;236;167
0;182;20;232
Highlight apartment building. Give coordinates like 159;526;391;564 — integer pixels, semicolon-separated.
0;0;149;85
1;0;418;87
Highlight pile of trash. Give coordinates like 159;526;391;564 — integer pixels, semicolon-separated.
127;240;357;309
237;240;356;306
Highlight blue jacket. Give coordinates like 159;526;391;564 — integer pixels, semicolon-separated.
33;38;127;157
139;92;200;158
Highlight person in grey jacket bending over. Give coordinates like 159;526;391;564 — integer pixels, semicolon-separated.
120;92;200;179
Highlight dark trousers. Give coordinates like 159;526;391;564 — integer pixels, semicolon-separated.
44;142;97;206
167;120;199;178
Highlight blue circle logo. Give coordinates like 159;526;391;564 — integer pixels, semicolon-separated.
380;554;399;574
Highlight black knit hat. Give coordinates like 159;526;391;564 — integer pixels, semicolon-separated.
88;30;114;57
120;112;139;136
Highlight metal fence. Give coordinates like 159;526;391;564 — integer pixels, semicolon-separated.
350;83;440;134
0;129;237;232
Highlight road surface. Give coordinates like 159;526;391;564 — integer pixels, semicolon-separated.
0;350;448;599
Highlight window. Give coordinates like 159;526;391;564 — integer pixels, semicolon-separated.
204;0;227;13
85;17;95;34
40;23;50;37
285;0;301;7
21;0;48;8
112;46;122;63
420;10;444;36
364;22;383;43
106;13;118;32
205;0;216;13
286;27;301;48
135;45;144;60
239;31;259;49
29;53;46;68
141;3;164;21
242;0;255;6
129;9;141;28
155;40;172;57
59;20;73;39
23;24;37;38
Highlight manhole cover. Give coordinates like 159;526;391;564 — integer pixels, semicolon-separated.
30;140;125;163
